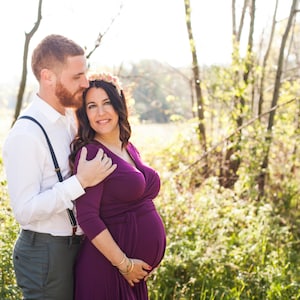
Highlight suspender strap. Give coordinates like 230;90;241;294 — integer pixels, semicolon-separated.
19;115;77;235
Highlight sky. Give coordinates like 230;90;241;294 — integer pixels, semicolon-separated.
0;0;293;84
0;0;294;140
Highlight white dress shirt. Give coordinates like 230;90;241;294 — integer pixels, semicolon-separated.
2;94;84;236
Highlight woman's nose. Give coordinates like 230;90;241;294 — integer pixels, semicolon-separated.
97;105;105;115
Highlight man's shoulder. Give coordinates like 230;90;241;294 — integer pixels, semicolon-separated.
4;113;47;148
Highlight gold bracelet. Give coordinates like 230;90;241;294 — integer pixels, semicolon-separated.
113;253;126;267
119;258;134;275
128;259;134;273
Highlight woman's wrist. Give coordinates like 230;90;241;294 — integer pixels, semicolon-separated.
113;253;127;268
112;253;134;274
118;257;134;275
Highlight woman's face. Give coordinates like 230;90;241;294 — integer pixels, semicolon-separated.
85;87;119;137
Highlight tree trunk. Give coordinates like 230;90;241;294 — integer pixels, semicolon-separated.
258;0;278;119
220;0;255;188
232;0;249;43
258;0;299;197
12;0;43;127
184;0;208;174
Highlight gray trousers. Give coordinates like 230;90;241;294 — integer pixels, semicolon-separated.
13;230;83;300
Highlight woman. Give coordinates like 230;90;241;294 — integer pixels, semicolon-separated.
69;73;166;299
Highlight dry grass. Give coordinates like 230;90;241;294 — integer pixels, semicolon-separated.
131;123;181;150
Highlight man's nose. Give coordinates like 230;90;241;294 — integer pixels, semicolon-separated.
81;76;89;88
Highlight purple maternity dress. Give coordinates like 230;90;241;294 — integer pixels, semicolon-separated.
74;141;166;300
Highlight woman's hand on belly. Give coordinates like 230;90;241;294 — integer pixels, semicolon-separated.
119;257;152;287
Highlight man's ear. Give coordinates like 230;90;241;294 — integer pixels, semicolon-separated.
40;68;56;85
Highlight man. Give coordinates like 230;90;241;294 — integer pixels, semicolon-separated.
2;34;116;300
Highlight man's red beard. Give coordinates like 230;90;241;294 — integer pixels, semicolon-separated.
55;81;84;109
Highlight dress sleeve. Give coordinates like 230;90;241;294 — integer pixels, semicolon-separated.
74;144;107;240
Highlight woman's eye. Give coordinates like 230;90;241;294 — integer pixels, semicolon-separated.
104;100;111;105
87;104;96;109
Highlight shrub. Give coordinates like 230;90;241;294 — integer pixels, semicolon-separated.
147;174;300;299
0;160;21;299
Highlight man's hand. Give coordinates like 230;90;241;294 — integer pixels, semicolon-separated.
76;147;117;188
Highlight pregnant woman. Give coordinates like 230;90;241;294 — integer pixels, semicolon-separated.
69;73;166;299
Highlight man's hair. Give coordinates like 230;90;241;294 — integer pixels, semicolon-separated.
31;34;85;81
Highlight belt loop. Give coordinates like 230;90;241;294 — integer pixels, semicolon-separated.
30;231;36;245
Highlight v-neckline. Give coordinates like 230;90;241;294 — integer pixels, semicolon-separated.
94;140;137;169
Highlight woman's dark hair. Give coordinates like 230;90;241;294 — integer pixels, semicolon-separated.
69;80;131;171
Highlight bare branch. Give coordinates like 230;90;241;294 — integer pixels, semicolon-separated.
86;3;123;59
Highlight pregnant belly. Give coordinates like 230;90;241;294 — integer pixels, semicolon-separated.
134;211;166;267
108;209;166;268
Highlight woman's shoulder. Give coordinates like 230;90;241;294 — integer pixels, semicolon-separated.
83;141;105;160
127;142;144;166
127;142;140;155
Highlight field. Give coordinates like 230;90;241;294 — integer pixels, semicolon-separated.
0;109;182;152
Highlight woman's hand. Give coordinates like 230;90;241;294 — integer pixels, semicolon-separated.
144;263;160;281
118;258;152;287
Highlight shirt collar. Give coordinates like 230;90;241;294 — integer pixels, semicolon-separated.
32;93;72;123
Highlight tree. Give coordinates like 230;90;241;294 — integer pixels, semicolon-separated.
12;0;43;126
219;0;256;188
258;0;300;197
184;0;208;174
257;0;279;119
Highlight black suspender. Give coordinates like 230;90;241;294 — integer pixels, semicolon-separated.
19;115;77;235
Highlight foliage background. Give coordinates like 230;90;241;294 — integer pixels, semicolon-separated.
1;119;300;299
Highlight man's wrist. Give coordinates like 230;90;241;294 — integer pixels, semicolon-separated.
75;174;87;189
